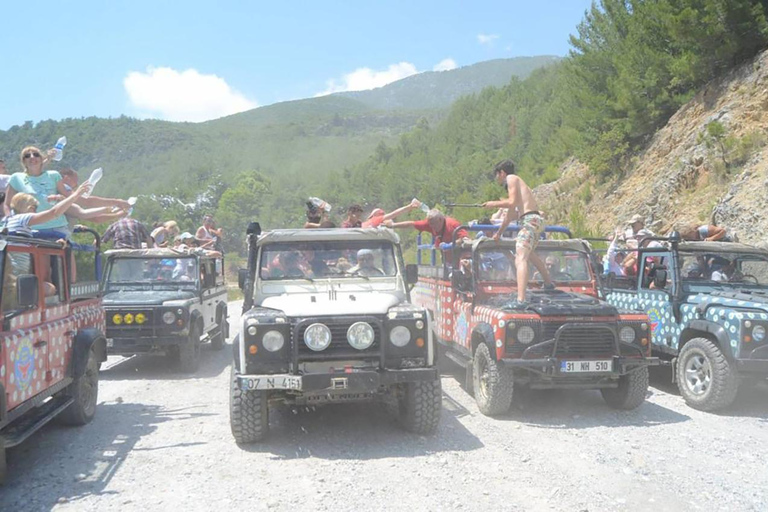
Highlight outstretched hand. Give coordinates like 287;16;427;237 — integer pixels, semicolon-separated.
482;200;501;209
74;182;93;197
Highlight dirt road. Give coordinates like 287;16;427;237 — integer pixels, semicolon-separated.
2;301;767;511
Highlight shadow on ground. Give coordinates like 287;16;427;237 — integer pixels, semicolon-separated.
0;403;214;511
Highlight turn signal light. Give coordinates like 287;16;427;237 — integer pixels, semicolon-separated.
135;313;146;324
744;335;752;343
416;338;424;348
112;314;123;325
249;345;258;355
124;313;134;324
640;338;649;346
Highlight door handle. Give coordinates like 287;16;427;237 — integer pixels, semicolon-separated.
33;340;48;348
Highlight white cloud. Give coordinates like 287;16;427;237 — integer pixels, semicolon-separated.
477;33;499;45
318;62;419;96
124;66;257;122
433;58;458;72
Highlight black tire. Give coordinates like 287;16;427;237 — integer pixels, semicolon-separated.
472;342;514;416
601;367;649;410
210;312;226;351
676;337;739;411
0;439;6;485
229;365;269;443
59;347;99;425
178;326;201;373
397;378;442;435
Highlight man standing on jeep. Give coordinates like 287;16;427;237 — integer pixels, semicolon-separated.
482;159;553;306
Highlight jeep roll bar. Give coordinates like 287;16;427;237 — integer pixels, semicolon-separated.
416;224;573;265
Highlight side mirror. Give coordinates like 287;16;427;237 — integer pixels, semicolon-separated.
246;222;262;236
405;264;419;285
653;268;668;289
17;274;39;308
238;269;248;290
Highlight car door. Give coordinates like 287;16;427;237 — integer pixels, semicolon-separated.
1;247;47;409
40;251;75;386
635;251;684;351
199;258;218;333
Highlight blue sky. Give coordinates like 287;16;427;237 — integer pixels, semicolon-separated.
0;0;593;129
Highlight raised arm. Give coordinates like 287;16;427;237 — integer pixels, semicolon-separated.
383;199;420;221
386;220;416;229
28;182;90;226
76;195;131;209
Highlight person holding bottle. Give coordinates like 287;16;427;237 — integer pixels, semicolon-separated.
362;198;425;228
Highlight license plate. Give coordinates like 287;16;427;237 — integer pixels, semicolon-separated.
107;338;114;348
560;360;612;373
240;375;302;390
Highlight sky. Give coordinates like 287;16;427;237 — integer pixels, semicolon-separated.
0;0;593;129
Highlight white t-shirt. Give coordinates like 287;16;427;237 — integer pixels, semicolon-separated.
0;174;12;193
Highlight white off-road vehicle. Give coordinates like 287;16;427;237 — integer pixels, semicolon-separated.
230;224;441;442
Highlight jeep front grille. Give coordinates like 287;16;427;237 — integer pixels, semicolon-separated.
293;317;382;361
554;325;616;357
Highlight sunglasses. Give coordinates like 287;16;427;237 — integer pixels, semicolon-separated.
23;151;41;159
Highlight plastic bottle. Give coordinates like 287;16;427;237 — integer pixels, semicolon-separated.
413;198;430;214
52;136;67;162
309;196;332;212
81;167;103;198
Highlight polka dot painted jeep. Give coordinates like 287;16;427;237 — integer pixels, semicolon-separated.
413;227;658;417
604;239;768;411
0;229;107;483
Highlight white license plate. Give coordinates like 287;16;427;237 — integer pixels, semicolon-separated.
560;360;612;373
240;375;302;390
107;338;114;348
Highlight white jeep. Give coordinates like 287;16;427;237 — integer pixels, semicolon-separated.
229;225;441;442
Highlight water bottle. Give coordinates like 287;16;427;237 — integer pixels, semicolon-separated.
309;197;332;212
82;167;103;198
413;198;430;214
52;136;67;162
127;196;137;206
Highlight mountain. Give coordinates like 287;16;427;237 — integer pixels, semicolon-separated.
0;56;557;198
336;56;560;110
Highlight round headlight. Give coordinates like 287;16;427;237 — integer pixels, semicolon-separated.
135;313;146;324
347;322;375;350
753;325;766;342
304;323;332;351
262;330;285;352
517;326;535;345
112;313;123;325
162;311;176;324
124;313;134;324
389;325;411;347
619;326;636;343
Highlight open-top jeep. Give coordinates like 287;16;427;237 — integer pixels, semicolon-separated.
102;248;228;372
604;236;768;410
230;225;441;442
412;224;657;416
0;228;107;482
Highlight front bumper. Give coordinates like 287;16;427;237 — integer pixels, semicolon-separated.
501;355;660;377
237;367;439;393
106;332;188;354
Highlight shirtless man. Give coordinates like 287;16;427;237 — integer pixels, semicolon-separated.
482;159;552;305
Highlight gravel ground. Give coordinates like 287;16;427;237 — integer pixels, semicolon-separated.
2;300;767;512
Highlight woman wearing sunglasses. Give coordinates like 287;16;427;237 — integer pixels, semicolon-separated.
4;146;72;237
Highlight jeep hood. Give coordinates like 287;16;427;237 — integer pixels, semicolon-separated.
688;290;768;312
259;291;404;317
103;290;196;306
486;290;618;317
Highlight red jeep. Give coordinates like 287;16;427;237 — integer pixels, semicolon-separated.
413;224;657;416
0;228;107;482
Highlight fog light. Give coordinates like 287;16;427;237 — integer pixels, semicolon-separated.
249;345;258;354
112;314;123;325
124;313;134;324
135;313;146;324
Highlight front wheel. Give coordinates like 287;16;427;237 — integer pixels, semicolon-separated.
676;337;739;411
59;346;99;425
210;314;226;351
178;327;201;373
229;365;269;443
397;378;442;435
472;342;514;416
601;367;649;410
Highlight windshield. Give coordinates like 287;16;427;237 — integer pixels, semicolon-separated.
680;250;768;286
474;247;592;283
106;257;199;286
259;240;397;280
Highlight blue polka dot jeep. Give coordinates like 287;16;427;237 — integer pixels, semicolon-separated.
230;224;441;443
604;236;768;411
0;229;107;483
412;224;658;417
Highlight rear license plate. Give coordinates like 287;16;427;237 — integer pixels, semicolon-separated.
240;375;302;390
560;360;612;373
